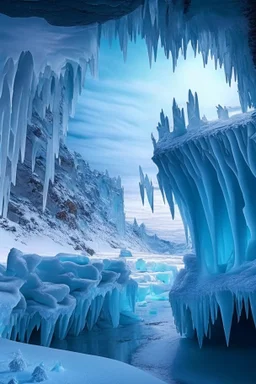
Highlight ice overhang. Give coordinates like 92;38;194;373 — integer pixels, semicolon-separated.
0;0;144;26
1;0;256;218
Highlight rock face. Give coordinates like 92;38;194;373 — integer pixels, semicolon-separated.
0;110;176;254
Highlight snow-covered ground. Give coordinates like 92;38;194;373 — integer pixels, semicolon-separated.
0;338;165;384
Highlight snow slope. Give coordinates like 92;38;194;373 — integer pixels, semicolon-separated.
0;110;180;259
0;338;165;384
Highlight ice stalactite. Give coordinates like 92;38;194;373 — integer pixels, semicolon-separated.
0;51;96;217
138;166;154;212
0;249;137;347
170;254;256;347
0;0;255;216
139;166;145;206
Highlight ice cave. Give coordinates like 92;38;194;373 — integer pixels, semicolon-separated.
1;0;256;383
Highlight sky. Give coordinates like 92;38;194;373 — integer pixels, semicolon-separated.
67;37;240;242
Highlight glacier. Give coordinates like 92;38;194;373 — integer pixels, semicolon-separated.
153;86;256;345
0;248;138;347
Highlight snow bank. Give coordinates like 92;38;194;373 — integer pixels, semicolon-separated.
0;248;137;346
0;338;165;384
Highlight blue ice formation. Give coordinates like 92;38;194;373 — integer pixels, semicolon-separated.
130;258;178;303
0;248;137;347
138;167;154;212
217;104;229;120
119;249;133;258
132;219;177;254
153;96;256;344
98;173;126;236
1;0;254;217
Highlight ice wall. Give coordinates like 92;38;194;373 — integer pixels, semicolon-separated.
0;0;256;217
0;249;137;347
153;95;256;344
153;97;256;274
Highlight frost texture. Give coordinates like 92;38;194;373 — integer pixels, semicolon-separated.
0;0;255;216
0;248;137;347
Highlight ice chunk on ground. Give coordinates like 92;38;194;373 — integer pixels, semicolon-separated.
119;249;133;258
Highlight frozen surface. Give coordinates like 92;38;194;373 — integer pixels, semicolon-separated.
51;253;256;384
0;338;165;384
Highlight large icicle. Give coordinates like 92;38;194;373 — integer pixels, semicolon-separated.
138;166;154;212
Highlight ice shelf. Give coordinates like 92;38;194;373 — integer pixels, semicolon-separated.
0;248;137;347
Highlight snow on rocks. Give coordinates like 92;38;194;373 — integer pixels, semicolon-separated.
0;248;137;347
9;350;27;372
32;364;48;382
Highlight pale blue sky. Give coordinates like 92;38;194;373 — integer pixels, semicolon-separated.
67;37;240;240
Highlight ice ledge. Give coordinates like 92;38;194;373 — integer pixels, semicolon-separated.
170;254;256;347
0;249;138;347
153;110;256;155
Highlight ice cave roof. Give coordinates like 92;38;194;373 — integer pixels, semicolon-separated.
0;0;144;26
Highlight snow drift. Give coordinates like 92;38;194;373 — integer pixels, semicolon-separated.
0;248;137;347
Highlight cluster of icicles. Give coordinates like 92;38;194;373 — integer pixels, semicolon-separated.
170;254;256;347
153;90;256;274
0;248;137;347
0;0;256;217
